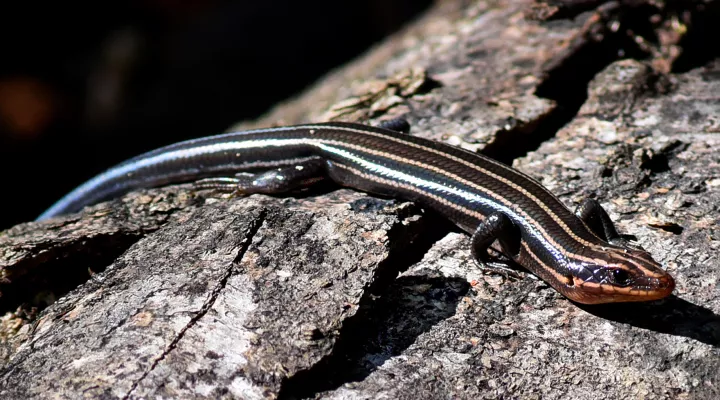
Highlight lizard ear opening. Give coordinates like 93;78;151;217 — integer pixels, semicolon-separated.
565;274;575;287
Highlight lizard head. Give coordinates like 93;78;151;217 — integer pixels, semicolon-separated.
564;246;675;304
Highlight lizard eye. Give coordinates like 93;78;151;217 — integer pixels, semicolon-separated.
609;269;632;287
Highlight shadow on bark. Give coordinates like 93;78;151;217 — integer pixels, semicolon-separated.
278;275;471;399
579;296;720;347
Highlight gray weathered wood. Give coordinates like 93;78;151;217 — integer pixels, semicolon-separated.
2;0;719;399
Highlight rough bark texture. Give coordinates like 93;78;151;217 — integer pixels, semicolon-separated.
2;0;720;399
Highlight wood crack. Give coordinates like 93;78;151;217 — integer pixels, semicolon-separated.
122;210;267;399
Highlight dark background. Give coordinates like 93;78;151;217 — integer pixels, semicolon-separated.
0;0;432;229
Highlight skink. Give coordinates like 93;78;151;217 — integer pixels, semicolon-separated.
37;121;675;304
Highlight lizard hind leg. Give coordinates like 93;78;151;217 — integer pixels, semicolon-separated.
377;118;411;133
194;158;328;194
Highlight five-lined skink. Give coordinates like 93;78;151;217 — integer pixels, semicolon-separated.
37;121;675;304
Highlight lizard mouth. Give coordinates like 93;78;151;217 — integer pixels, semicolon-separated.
568;274;675;304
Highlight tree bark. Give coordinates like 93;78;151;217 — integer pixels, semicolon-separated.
2;1;720;399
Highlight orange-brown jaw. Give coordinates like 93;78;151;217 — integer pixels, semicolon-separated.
559;248;676;305
564;273;675;304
